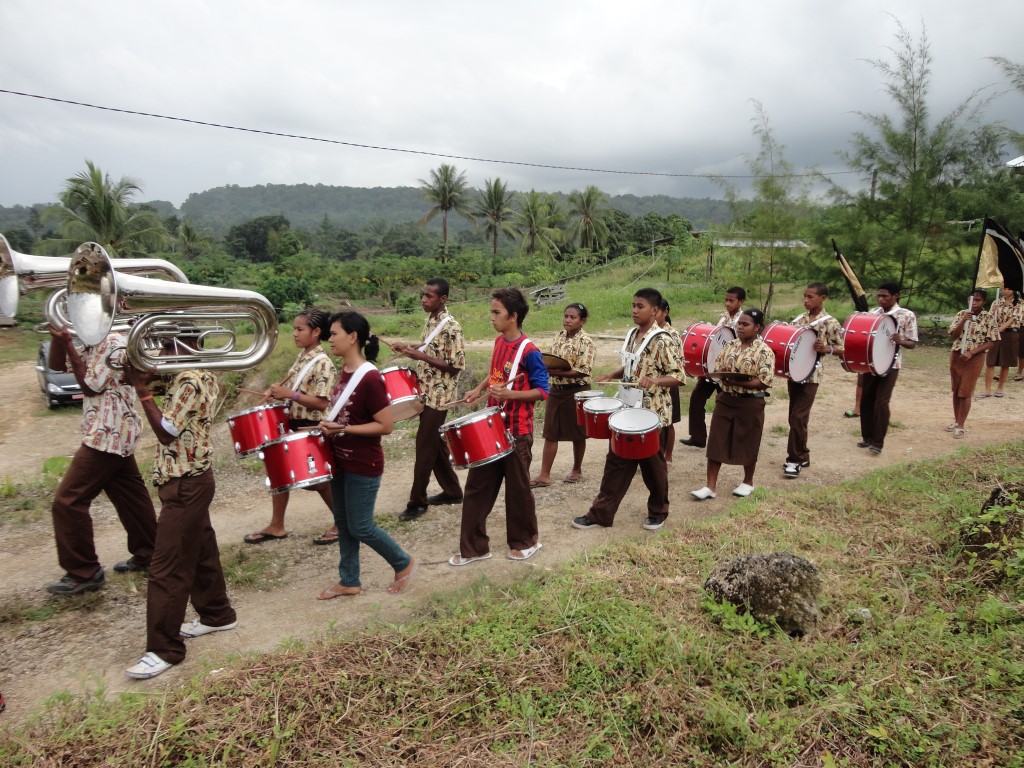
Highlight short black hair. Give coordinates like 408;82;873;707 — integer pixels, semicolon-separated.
491;287;529;327
426;277;450;297
564;302;589;320
726;286;746;301
878;282;901;296
634;287;663;308
806;282;829;297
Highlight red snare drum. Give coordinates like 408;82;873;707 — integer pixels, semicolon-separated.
681;323;736;378
574;389;606;426
227;402;290;456
440;406;513;469
380;366;424;422
609;408;662;460
582;397;624;440
259;430;333;494
840;312;898;376
761;321;820;383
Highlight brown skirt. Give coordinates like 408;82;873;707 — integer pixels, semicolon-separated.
542;386;588;442
707;393;766;466
950;351;986;398
986;331;1020;368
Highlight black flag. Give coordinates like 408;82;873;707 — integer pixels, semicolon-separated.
974;217;1024;294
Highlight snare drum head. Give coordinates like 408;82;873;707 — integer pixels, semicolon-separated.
441;406;501;431
262;429;323;449
380;365;414;376
582;397;624;415
228;402;288;420
574;389;605;402
608;408;660;434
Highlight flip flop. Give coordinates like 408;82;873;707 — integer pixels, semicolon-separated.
312;529;338;545
316;583;361;600
448;553;492;567
529;480;551;488
507;542;543;561
1015;375;1024;382
387;558;419;594
843;410;859;418
995;391;1005;398
975;393;991;400
562;475;583;484
243;531;288;544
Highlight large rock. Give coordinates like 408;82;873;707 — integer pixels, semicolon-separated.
703;551;821;637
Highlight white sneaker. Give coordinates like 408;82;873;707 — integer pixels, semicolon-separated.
180;619;238;638
691;486;717;500
783;462;800;478
732;483;755;497
126;652;172;679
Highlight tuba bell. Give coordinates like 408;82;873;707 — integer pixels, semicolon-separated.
1;230;189;319
66;242;278;373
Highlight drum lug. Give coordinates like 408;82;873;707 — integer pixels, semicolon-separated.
307;455;317;475
264;477;271;488
289;471;296;483
235;442;242;453
463;452;470;464
258;451;265;460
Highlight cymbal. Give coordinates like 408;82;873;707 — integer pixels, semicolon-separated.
541;353;572;371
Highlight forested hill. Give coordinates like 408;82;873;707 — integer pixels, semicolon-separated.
176;184;734;236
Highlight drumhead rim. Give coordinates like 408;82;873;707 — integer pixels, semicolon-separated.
261;429;324;448
227;402;290;419
440;405;502;429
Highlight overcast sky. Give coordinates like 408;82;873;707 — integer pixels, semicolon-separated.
2;0;1022;209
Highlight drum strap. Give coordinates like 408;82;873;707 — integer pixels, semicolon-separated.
796;312;833;328
418;314;452;353
325;361;377;422
620;326;666;380
506;336;531;388
292;353;329;392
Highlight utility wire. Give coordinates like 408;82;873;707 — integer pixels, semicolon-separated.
0;88;857;180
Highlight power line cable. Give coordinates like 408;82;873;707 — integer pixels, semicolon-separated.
0;88;858;180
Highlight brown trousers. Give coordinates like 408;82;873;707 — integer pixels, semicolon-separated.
585;429;670;527
860;369;900;450
409;406;463;507
686;377;718;444
786;380;819;465
458;435;537;558
146;471;235;665
51;444;157;581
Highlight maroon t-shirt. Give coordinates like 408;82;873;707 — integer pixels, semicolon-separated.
328;367;389;477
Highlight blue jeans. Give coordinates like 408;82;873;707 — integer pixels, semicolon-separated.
331;471;410;588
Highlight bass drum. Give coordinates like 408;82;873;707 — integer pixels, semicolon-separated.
841;312;898;376
681;323;736;378
761;321;820;383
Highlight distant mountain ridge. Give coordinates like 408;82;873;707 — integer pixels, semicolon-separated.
0;185;734;239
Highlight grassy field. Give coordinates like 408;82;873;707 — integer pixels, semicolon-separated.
2;441;1022;766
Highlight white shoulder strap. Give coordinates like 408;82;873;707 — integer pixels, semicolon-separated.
418;314;452;353
506;337;531;388
326;362;377;422
292;353;329;391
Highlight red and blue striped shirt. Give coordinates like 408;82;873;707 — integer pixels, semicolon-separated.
485;334;549;436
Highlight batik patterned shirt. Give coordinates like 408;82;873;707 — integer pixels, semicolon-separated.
870;304;918;370
718;308;743;329
714;338;775;396
415;310;465;410
621;328;686;427
80;332;142;457
791;312;843;385
990;298;1024;331
152;369;219;485
285;346;337;421
949;309;999;353
547;329;595;387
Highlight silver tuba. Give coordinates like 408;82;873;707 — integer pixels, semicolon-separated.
66;242;278;373
1;230;189;319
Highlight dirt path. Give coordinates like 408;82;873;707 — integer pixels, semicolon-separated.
1;342;1021;726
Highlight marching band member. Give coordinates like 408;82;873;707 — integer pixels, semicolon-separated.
948;290;999;437
858;283;917;455
782;282;843;478
316;312;416;598
691;308;774;500
656;298;683;466
531;302;595;487
979;287;1022;398
680;287;745;448
124;333;235;679
572;287;685;531
389;279;466;520
244;308;338;545
449;288;549;566
45;325;157;596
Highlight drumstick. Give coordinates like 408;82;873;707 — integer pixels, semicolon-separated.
238;387;268;397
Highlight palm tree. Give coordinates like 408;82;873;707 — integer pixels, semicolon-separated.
514;190;563;260
567;185;611;253
472;178;520;258
49;160;167;257
418;163;474;261
176;221;212;259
